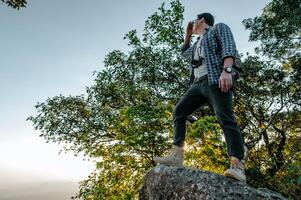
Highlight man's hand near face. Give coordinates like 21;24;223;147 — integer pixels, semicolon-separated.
186;21;193;36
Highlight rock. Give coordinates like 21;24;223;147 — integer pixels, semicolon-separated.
139;164;287;200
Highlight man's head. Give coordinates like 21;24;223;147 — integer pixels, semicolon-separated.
192;12;214;35
197;13;214;26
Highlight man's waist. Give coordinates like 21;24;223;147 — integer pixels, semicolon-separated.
194;74;207;83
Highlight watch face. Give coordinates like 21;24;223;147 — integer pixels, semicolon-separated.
225;67;232;73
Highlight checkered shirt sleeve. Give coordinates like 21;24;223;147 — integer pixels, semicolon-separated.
215;23;237;61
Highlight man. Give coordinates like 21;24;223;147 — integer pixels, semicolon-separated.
154;13;246;182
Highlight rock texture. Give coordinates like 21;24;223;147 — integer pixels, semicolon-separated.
139;164;288;200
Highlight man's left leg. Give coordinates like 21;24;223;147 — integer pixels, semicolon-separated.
205;83;246;182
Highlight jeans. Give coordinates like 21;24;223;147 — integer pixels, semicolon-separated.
172;75;245;160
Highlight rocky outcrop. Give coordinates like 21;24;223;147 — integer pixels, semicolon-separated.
139;164;287;200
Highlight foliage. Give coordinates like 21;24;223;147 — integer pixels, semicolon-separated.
1;0;27;9
243;0;301;60
28;1;188;199
241;0;301;198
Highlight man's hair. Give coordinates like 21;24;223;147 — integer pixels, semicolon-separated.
197;12;214;26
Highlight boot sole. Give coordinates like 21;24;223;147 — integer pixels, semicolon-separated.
225;170;246;183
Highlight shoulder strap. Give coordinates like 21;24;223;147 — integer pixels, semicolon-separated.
191;38;200;61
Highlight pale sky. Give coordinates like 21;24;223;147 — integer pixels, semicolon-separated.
0;0;269;199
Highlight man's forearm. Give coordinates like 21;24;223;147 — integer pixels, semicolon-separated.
223;57;234;68
181;34;192;52
184;34;191;46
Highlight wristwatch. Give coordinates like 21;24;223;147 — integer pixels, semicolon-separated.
223;66;232;73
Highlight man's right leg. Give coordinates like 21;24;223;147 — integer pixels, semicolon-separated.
172;83;207;147
154;82;207;167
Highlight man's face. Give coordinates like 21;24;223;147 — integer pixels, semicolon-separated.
192;17;204;33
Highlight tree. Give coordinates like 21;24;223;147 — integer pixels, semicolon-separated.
1;0;27;9
239;0;301;198
243;0;301;60
233;55;301;198
28;1;189;199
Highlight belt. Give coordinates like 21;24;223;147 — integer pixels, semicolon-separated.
194;74;207;83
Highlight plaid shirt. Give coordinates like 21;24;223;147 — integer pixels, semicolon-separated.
180;23;238;86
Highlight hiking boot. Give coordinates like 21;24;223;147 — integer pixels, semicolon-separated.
153;145;184;167
224;156;246;182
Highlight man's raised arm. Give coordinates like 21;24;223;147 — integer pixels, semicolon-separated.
180;21;194;61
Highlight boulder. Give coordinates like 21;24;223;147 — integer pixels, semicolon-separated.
139;164;287;200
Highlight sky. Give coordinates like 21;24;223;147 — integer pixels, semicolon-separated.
0;0;270;199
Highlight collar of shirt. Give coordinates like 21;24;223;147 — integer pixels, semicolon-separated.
196;26;213;40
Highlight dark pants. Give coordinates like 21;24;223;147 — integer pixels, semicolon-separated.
172;75;245;160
